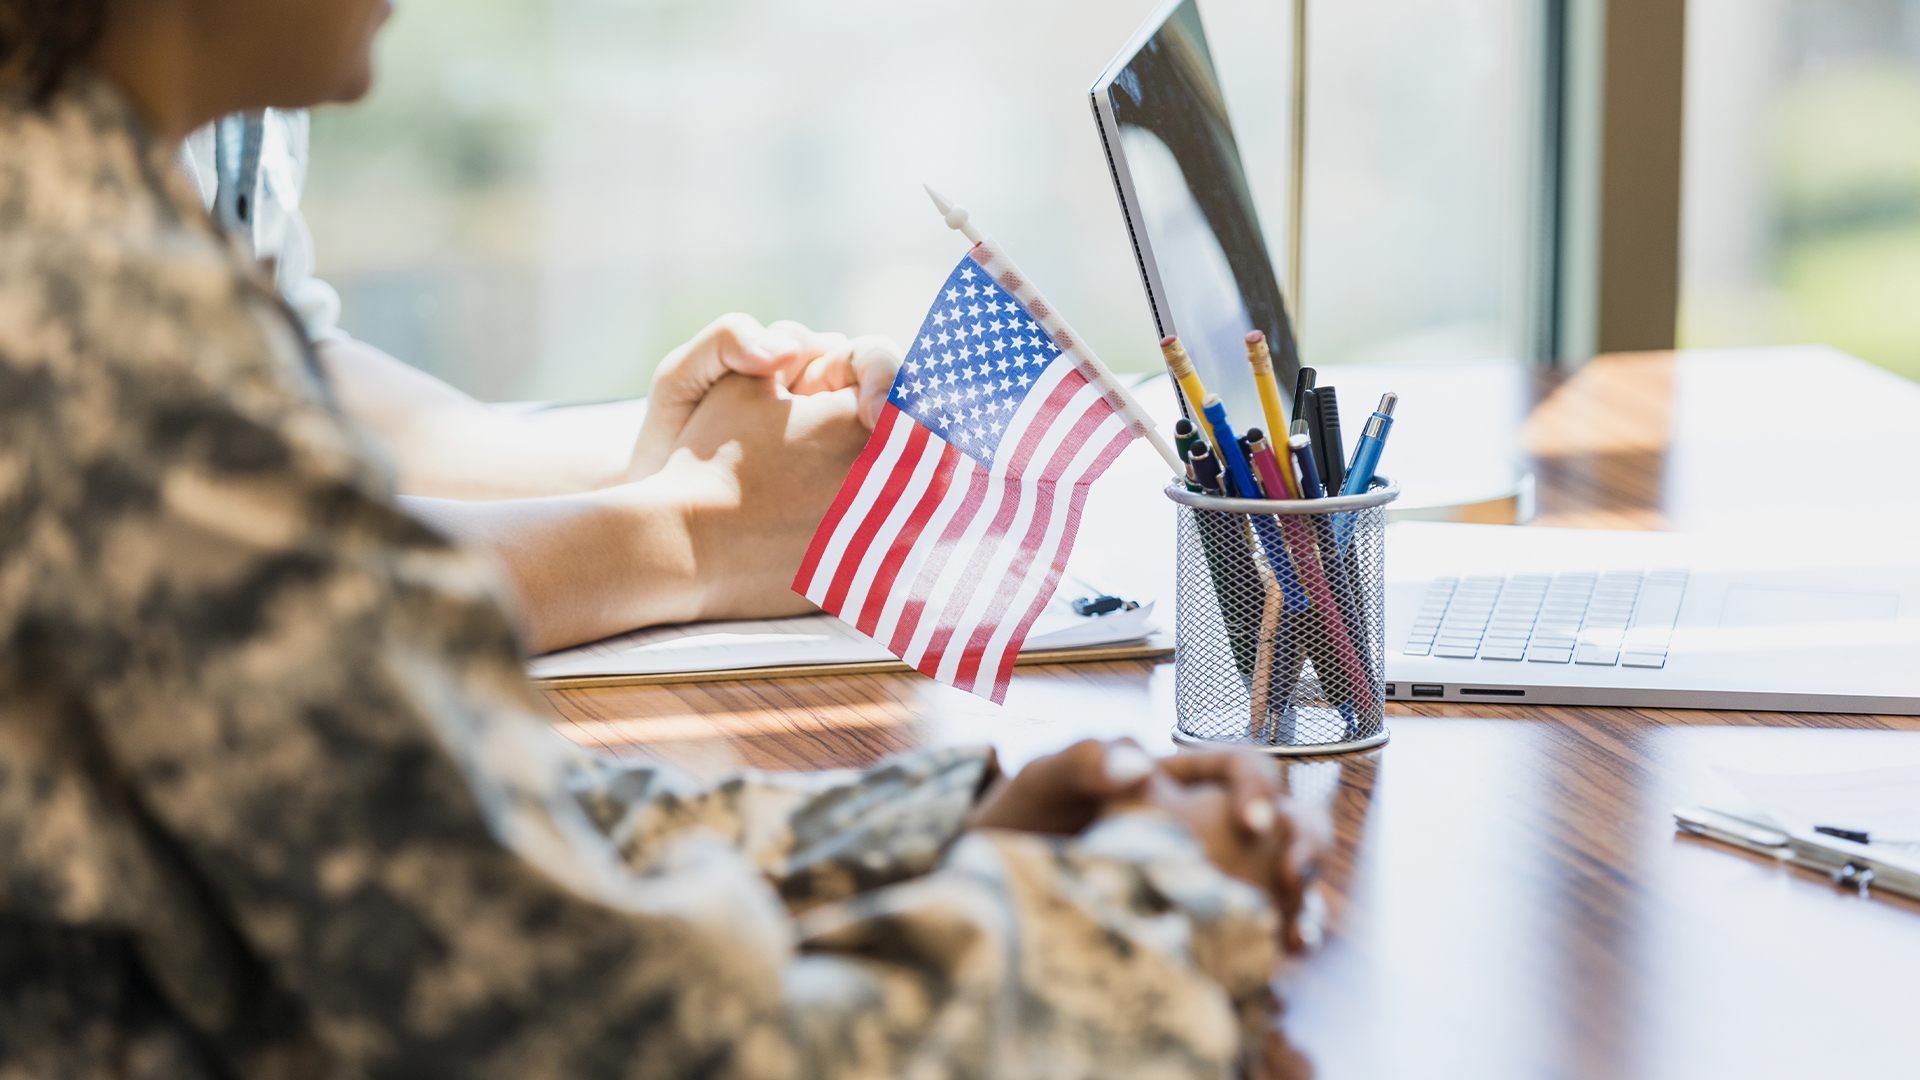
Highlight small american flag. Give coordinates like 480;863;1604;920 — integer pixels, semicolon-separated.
793;242;1143;702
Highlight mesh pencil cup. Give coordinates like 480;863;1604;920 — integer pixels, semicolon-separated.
1168;477;1398;756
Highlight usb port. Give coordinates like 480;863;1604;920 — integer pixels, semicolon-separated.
1384;683;1397;697
1461;687;1526;697
1411;684;1444;699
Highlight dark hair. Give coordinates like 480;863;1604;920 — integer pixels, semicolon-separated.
0;0;107;103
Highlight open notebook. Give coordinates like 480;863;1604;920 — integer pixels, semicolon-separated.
528;602;1162;687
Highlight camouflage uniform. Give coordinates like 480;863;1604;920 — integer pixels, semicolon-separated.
0;78;1278;1079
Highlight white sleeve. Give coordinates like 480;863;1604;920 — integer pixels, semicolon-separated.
258;109;348;343
177;111;348;344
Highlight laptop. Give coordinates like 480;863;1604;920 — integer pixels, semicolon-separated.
1384;523;1920;714
1091;0;1920;716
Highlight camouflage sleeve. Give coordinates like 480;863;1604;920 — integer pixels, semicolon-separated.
788;813;1280;1079
571;745;1002;914
12;231;1275;1076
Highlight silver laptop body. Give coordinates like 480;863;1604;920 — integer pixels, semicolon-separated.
1385;522;1920;714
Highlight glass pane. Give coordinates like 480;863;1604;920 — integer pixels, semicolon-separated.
305;0;1540;402
1298;0;1538;370
1683;0;1920;381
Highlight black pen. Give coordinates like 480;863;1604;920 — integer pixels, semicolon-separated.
1815;825;1920;847
1314;385;1345;494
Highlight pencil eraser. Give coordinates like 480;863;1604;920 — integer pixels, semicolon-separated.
1246;330;1264;344
1160;335;1177;348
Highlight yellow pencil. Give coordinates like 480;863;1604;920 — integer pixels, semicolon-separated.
1160;335;1218;454
1244;331;1299;499
1246;332;1293;452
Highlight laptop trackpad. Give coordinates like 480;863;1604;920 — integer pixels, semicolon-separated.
1719;586;1899;627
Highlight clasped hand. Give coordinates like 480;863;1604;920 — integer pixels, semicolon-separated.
629;312;902;481
628;314;902;623
969;739;1328;956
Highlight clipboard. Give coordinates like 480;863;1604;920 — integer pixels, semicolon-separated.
1674;804;1920;902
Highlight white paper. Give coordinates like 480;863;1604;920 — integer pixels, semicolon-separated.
529;601;1158;680
1716;764;1920;844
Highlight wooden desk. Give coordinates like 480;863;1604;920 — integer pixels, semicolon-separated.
542;351;1920;1080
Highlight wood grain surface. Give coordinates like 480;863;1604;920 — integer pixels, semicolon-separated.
540;352;1920;1080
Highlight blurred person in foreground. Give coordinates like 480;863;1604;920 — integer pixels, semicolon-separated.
0;0;1326;1077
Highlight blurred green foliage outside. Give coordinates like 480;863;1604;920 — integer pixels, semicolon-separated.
1682;0;1920;382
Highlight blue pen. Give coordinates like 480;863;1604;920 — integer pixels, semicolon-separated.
1207;396;1310;626
1288;434;1326;499
1201;395;1260;500
1340;392;1397;496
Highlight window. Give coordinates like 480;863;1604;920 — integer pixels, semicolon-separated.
306;0;1546;402
1683;0;1920;380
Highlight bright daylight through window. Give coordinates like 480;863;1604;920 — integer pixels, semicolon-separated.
1684;0;1920;381
305;0;1541;403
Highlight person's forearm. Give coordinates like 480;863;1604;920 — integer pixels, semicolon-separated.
403;478;701;654
319;337;638;500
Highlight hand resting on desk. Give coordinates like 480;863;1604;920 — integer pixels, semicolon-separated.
969;739;1329;957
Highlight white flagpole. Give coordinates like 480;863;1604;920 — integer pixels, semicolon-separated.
924;186;1187;479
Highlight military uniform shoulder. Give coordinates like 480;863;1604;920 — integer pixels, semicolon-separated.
0;77;313;397
0;76;223;253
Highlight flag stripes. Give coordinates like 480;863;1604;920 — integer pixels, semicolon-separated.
792;251;1138;701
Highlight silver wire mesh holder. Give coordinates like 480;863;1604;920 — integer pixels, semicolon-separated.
1167;477;1399;756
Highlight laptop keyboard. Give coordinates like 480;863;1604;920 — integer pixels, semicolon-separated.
1403;570;1689;668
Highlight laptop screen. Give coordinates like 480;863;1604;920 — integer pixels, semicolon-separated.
1091;0;1298;430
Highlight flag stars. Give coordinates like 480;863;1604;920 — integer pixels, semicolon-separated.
895;258;1074;463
